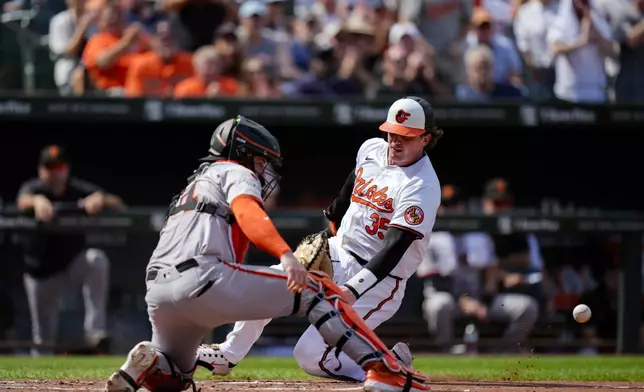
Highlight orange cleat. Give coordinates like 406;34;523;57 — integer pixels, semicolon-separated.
364;362;431;392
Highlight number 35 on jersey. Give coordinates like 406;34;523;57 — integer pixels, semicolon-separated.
365;213;390;240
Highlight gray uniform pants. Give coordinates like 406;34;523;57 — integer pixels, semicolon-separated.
145;256;380;374
146;256;305;372
23;249;110;355
423;289;539;351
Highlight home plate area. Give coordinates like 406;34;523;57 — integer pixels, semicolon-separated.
1;379;644;392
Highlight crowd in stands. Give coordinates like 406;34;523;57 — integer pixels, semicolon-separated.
1;0;644;101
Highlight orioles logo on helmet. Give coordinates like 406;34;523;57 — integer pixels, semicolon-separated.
395;109;411;124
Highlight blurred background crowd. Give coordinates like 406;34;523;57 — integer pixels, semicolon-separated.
1;0;644;102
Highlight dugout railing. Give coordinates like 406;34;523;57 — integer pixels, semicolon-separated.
0;207;641;354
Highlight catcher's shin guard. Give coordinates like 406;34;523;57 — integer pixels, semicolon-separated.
141;351;197;392
299;272;429;391
106;341;197;392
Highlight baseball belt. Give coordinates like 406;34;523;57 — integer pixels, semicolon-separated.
146;258;199;281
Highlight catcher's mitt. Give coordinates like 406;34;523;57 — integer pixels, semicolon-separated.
294;229;333;278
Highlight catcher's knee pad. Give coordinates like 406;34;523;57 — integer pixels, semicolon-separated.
297;272;401;373
142;350;196;392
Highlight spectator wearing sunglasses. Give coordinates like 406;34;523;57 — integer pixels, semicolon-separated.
15;145;125;356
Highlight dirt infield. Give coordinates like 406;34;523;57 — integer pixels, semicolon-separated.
1;379;643;392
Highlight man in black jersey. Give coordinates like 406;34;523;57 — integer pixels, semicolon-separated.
16;145;125;356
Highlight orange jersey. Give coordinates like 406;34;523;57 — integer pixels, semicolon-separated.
82;32;138;89
173;76;241;98
125;51;194;97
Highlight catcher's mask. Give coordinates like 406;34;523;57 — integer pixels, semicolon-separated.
200;115;282;200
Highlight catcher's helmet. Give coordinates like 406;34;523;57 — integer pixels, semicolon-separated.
201;115;282;199
379;96;443;149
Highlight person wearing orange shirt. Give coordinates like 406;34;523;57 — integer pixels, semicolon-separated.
125;20;193;97
81;5;149;94
173;46;240;98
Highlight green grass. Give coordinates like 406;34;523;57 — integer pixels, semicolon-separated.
0;355;642;382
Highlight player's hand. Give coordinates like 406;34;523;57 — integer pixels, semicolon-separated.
503;273;525;288
340;285;357;305
280;252;308;293
33;195;54;222
79;192;105;215
459;296;487;320
474;304;488;321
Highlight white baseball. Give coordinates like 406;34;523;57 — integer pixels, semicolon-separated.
573;304;592;323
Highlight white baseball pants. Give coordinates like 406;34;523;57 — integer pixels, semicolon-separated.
218;236;406;382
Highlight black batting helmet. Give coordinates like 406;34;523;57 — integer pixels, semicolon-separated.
201;115;282;199
379;96;444;149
